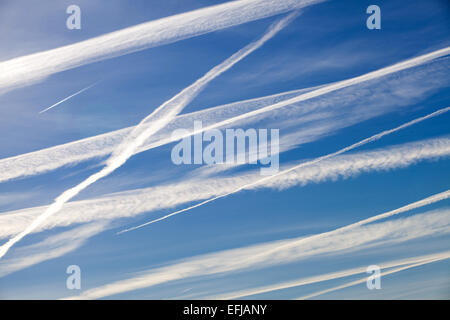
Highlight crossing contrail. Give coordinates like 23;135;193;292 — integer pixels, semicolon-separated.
0;137;448;240
0;0;323;94
296;253;450;299
209;190;450;299
210;250;450;299
0;12;297;260
0;47;447;184
119;106;450;233
66;209;450;299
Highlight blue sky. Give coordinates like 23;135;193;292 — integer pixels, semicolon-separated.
0;0;449;299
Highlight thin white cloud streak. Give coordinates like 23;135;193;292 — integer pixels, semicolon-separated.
0;86;315;183
0;13;296;259
170;46;450;140
126;47;450;165
208;251;450;299
202;187;450;298
0;48;447;183
0;222;107;278
296;254;450;300
243;189;450;266
1;137;449;239
106;11;299;164
325;190;450;231
0;163;447;280
65;209;450;299
0;0;322;93
120;106;450;233
38;81;99;114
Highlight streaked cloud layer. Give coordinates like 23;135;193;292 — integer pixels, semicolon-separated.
65;208;450;299
0;0;323;93
0;0;448;299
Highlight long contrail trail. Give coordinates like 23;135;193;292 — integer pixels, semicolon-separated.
1;137;448;240
0;13;297;260
119;106;450;233
67;209;450;299
39;81;99;114
0;0;323;94
210;191;450;299
296;253;450;299
159;47;450;139
208;250;450;299
106;11;300;164
0;47;447;184
259;190;450;259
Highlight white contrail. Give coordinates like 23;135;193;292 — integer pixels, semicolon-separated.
1;142;447;278
119;106;450;233
0;222;108;278
327;190;450;231
0;0;323;93
106;11;300;164
0;86;316;183
38;81;99;114
0;13;296;260
261;190;450;257
208;192;450;298
206;251;450;299
0;47;447;183
1;137;448;239
0;137;448;239
296;253;450;299
66;209;450;299
170;47;450;139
